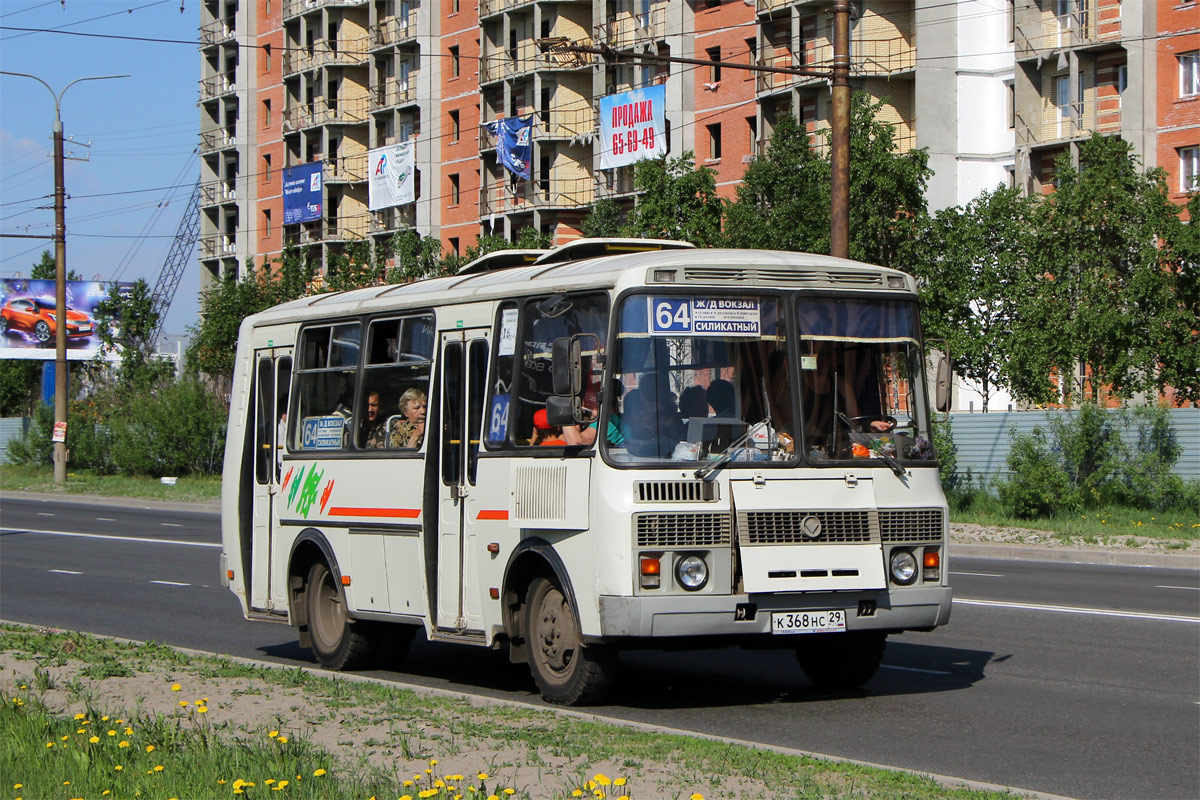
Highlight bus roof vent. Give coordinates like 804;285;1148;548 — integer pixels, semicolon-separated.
682;265;885;288
534;238;694;265
634;480;718;503
456;249;549;276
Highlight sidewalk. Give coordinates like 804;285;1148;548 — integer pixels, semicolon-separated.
5;488;1197;570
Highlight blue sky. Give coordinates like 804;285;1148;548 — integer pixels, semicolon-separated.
1;0;202;337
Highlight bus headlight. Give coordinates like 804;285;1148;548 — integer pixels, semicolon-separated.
675;554;709;591
889;549;918;585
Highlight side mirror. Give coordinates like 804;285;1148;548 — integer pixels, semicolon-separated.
934;354;953;413
545;395;575;427
551;336;581;397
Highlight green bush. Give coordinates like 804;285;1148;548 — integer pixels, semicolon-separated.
1046;403;1123;503
997;428;1080;518
107;377;226;476
1113;405;1189;512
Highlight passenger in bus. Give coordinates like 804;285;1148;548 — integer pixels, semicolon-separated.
531;408;567;446
801;346;893;457
362;390;391;449
678;385;709;421
389;387;427;449
707;379;737;418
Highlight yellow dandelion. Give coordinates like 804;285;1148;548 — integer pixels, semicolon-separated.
430;759;439;766
234;791;244;796
77;728;86;734
89;735;100;743
179;700;189;707
488;796;500;800
102;715;109;721
46;742;55;748
691;794;704;800
269;730;279;738
153;765;164;773
277;736;288;743
573;791;584;798
61;735;69;741
504;790;515;796
115;765;123;771
313;769;327;777
218;779;227;785
404;780;414;787
596;774;611;786
477;773;489;781
124;727;133;735
614;779;626;787
119;741;130;748
436;779;447;788
618;796;630;800
74;713;86;720
103;792;111;797
400;796;412;800
278;780;289;789
13;785;22;790
108;730;116;736
63;781;70;785
265;779;276;785
146;745;155;753
197;706;208;713
171;684;181;691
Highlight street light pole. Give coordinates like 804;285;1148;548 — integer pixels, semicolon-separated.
830;0;852;260
0;71;128;488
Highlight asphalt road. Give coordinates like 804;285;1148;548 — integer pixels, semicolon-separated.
2;495;1197;800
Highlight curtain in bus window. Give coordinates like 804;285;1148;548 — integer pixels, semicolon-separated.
359;315;433;450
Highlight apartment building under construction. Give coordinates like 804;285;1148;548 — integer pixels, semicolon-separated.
198;0;1197;284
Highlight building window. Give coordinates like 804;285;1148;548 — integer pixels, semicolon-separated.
1116;64;1127;107
449;173;460;205
707;123;722;160
747;115;757;148
1181;147;1200;193
450;45;460;78
1180;52;1200;97
706;47;721;82
263;98;271;127
263;153;272;183
1005;81;1014;129
264;44;271;73
263;209;271;238
449;237;460;256
745;37;756;63
450;109;460;142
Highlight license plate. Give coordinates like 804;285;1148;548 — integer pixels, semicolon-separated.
771;609;847;634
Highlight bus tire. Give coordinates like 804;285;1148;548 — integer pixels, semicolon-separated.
305;561;374;671
525;576;616;706
796;631;886;691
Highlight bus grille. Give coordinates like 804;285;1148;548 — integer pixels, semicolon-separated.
738;510;876;545
681;266;885;288
879;509;944;542
635;513;732;548
634;480;718;503
512;464;569;522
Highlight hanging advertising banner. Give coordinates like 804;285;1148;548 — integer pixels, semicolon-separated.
599;84;667;170
484;117;533;180
0;279;133;360
368;142;416;211
282;162;323;224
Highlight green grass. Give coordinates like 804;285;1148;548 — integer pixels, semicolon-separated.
1;626;1026;800
0;464;221;504
949;490;1199;545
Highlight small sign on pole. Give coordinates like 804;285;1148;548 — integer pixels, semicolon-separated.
52;421;67;443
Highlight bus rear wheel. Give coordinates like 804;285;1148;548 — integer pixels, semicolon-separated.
796;631;886;691
525;577;616;706
305;561;375;670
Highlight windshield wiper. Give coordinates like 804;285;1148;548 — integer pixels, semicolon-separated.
694;418;766;481
837;412;907;477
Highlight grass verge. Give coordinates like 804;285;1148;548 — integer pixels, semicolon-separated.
0;625;1026;800
0;465;220;504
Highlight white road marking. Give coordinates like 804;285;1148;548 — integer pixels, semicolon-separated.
1;527;219;549
150;580;191;587
37;512;54;516
956;597;1199;624
1155;585;1200;591
48;569;82;575
950;571;1004;578
880;664;952;676
160;523;183;528
95;517;116;522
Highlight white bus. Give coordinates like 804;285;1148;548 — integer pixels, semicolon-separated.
220;240;953;705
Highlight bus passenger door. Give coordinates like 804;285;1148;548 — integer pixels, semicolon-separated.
435;330;489;632
250;349;292;612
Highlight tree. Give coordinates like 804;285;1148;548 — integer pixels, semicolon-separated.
581;198;624;238
906;187;1038;410
386;229;446;283
94;278;170;390
1030;134;1198;403
624;152;722;246
724;113;829;252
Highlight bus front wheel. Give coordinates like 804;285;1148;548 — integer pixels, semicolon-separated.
525;577;616;705
796;631;886;691
305;561;375;670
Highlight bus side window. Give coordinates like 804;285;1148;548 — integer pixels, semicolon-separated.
484;302;519;449
360;314;433;451
291;323;360;451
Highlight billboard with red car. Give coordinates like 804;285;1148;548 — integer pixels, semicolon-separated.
0;279;133;360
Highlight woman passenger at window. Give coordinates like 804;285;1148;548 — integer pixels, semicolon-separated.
389;387;427;449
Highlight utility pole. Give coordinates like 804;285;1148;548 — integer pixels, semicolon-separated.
539;3;855;257
0;71;128;488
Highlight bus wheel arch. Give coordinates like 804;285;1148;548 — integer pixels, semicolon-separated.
501;540;576;666
287;530;338;649
287;530;375;670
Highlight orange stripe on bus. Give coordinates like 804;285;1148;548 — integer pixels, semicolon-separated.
328;507;421;519
476;509;509;521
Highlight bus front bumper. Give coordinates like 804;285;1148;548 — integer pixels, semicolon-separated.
595;586;952;639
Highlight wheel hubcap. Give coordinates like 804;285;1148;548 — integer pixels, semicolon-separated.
534;588;575;678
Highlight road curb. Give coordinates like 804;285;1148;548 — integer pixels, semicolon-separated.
0;489;219;515
952;542;1200;570
0;621;1071;800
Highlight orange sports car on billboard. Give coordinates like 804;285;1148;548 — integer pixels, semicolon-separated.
0;296;94;345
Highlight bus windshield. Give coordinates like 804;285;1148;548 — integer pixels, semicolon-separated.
796;297;936;464
606;293;936;467
607;294;795;464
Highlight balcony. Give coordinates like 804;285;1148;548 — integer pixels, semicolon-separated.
284;38;369;74
200;180;237;206
199;127;236;154
856;35;915;76
200;17;236;45
480;53;507;85
371;12;417;49
199;73;236;100
369;205;416;234
480;175;594;216
282;0;367;21
1017;4;1104;58
371;77;418;111
538;105;595;139
1015;101;1101;149
325;214;370;241
325;153;369;183
283;96;370;130
199;234;221;258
